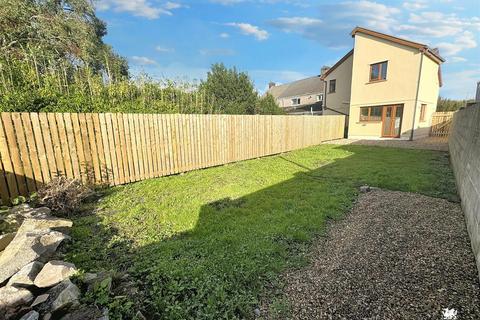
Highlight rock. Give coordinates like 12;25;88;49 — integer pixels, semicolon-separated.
34;261;77;288
7;261;44;287
1;205;52;234
31;294;49;308
0;229;69;284
35;279;80;315
59;305;103;320
43;313;52;320
0;285;34;310
359;185;371;193
19;310;40;320
0;232;16;251
17;217;72;234
84;272;112;294
254;308;261;317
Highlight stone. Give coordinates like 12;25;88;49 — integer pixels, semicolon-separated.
0;232;16;251
0;285;34;310
43;313;52;320
17;217;72;234
19;310;40;320
31;294;49;308
359;185;371;193
7;261;44;287
35;279;80;315
254;308;261;317
59;305;103;320
84;272;112;293
34;261;78;288
0;229;69;284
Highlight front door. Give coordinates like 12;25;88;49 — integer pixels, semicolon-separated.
382;105;403;138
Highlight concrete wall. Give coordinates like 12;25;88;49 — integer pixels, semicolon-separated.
323;53;353;116
449;104;480;279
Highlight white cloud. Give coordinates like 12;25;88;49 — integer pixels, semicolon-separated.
131;56;157;65
226;23;269;41
450;56;467;63
155;46;175;53
220;32;230;38
437;31;477;56
270;17;322;33
96;0;186;19
441;69;480;99
402;1;427;11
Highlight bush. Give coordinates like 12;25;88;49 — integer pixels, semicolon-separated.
37;177;93;216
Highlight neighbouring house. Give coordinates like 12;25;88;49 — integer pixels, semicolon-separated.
322;27;444;140
267;73;327;115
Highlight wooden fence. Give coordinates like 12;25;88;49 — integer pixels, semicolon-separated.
430;111;455;137
0;113;345;202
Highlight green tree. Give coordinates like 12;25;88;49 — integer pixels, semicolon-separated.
256;93;284;115
436;97;466;112
200;63;258;114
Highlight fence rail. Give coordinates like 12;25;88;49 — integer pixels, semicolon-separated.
0;113;345;202
430;111;455;137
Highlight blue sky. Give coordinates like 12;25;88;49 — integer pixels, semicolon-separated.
96;0;480;99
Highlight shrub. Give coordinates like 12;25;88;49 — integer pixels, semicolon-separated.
37;177;93;216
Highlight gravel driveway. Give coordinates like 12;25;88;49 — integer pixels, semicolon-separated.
265;189;480;319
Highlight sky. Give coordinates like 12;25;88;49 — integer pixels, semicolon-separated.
95;0;480;99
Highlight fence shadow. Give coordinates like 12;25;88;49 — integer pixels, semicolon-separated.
65;144;458;319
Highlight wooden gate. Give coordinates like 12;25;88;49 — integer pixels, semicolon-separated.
430;112;455;137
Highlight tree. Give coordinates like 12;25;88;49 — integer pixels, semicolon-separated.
200;63;258;114
436;97;467;112
255;93;284;115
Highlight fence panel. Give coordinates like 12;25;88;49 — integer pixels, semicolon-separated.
430;111;455;137
0;113;345;201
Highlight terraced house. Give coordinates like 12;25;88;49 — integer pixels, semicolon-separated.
322;27;444;140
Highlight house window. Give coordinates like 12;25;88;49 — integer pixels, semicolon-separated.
291;98;301;105
420;104;427;122
317;94;323;101
370;61;388;82
329;79;336;93
360;106;383;122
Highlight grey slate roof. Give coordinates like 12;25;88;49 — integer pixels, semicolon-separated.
268;76;325;99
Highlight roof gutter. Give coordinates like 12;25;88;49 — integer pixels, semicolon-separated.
410;51;424;141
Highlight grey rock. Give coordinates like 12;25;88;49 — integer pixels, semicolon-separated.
59;305;103;320
31;294;49;308
0;230;69;284
34;261;77;288
20;310;40;320
254;308;261;317
0;285;34;310
85;272;112;293
0;232;15;251
359;185;371;193
35;279;80;315
17;217;72;233
7;261;44;287
43;313;52;320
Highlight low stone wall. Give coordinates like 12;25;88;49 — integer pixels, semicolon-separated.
449;104;480;279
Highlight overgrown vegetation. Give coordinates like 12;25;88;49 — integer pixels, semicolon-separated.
0;1;283;114
67;144;457;319
436;96;468;112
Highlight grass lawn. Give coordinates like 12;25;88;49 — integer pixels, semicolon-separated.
67;144;457;319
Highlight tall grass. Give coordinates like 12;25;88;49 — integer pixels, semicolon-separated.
0;53;216;114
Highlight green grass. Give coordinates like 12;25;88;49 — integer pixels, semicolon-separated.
67;144;457;319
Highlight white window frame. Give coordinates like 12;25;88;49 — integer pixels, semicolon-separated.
317;94;323;102
291;97;301;105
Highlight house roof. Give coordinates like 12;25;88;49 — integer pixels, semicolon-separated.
320;49;354;80
268;76;325;99
351;27;445;64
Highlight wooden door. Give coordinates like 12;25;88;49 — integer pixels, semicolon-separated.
382;105;403;138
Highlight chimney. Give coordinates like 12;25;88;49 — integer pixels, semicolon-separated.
268;82;276;89
321;66;330;76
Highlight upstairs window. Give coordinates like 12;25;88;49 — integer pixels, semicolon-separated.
291;98;301;105
317;94;323;101
329;79;336;93
360;106;383;121
370;61;388;82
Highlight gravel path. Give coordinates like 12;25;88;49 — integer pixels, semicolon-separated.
266;189;480;319
325;137;449;151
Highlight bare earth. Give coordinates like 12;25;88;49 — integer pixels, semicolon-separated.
265;189;480;319
325;137;449;151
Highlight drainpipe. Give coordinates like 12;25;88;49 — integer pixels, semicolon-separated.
410;51;424;141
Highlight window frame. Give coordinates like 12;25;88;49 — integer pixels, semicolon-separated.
329;79;336;93
369;61;388;82
291;97;301;105
359;106;383;122
317;94;323;102
420;104;427;122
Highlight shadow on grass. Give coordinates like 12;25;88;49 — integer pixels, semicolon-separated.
66;145;458;319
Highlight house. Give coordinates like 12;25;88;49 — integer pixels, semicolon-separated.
322;27;444;140
267;74;326;115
